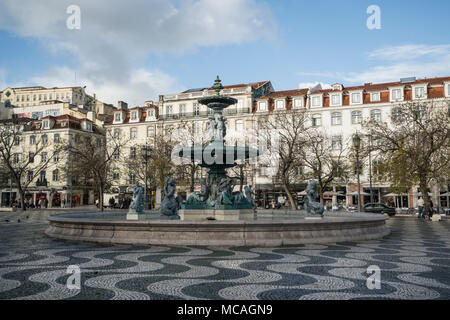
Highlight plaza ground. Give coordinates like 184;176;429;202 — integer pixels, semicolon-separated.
0;207;449;300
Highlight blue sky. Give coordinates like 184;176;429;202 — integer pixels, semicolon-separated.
0;0;449;105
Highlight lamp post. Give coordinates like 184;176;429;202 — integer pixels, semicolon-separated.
352;133;362;212
368;135;374;204
141;145;152;210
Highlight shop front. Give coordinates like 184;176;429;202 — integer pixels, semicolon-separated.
1;191;16;207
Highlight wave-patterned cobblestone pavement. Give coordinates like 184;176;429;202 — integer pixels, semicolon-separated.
0;210;449;300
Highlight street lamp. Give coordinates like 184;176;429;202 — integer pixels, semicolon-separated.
368;135;374;204
352;133;362;212
141;145;152;210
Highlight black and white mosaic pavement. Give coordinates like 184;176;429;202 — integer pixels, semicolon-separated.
0;210;449;300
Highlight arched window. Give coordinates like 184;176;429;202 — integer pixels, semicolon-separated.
391;107;403;122
147;126;155;137
130;127;137;139
312;114;321;127
331;112;341;125
351;111;362;124
113;169;120;180
52;169;59;182
370;109;381;122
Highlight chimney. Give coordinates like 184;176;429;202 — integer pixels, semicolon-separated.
87;111;95;122
118;101;128;110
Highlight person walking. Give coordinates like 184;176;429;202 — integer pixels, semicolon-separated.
427;199;434;221
417;197;424;219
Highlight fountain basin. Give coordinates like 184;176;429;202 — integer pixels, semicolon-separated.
45;211;390;246
175;145;259;167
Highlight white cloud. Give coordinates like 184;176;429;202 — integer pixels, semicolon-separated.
368;44;450;61
298;44;450;85
298;82;332;90
31;66;183;106
0;0;276;104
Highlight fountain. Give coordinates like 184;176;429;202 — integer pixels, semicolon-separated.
171;76;257;221
45;77;390;246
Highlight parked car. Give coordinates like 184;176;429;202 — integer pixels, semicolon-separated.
363;203;396;216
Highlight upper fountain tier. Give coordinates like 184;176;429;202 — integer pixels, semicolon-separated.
197;76;237;113
175;76;259;167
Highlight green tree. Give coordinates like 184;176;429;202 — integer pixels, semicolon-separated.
364;101;450;211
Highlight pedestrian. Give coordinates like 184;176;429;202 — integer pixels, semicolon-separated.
417;197;424;219
427;200;434;220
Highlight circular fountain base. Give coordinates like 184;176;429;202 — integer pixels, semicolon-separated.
45;211;390;246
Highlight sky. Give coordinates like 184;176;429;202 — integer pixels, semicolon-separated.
0;0;449;106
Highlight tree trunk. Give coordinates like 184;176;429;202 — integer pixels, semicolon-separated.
19;188;25;212
14;176;26;211
98;186;104;212
282;182;296;210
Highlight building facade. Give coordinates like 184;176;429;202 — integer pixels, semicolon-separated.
0;115;104;208
106;76;450;211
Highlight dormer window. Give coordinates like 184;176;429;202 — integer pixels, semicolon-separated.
114;113;121;122
293;98;303;108
86;122;92;131
61;121;67;127
276;100;285;109
390;88;403;101
131;111;137;120
43;120;49;129
147;109;154;117
351;92;362;104
413;86;427;99
330;93;341;106
445;82;450;97
258;101;267;111
311;95;322;107
371;92;381;102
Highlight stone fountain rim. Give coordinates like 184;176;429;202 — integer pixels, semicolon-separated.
47;211;388;226
45;211;390;246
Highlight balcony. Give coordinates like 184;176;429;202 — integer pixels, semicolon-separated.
36;179;48;187
158;108;252;121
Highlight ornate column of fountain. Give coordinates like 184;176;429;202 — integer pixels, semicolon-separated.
176;76;259;220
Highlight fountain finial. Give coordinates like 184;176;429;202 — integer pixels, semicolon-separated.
212;75;223;96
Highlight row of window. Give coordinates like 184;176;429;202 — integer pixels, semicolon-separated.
114;109;156;122
311;109;385;127
25;133;101;146
113;126;155;139
311;86;430;108
27;169;59;183
257;85;437;111
165;101;244;116
12;151;59;165
15;92;72;103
